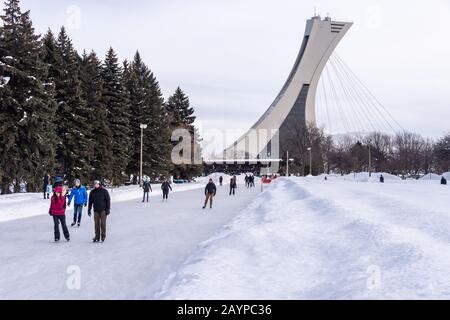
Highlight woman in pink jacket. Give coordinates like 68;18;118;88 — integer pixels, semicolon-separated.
49;186;70;242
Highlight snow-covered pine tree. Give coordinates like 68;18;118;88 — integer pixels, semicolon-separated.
125;51;172;181
80;50;113;181
42;29;59;89
52;27;91;183
0;0;56;193
166;87;202;179
166;87;196;127
102;48;131;185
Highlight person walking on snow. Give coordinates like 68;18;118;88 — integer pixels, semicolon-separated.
43;174;50;199
161;179;173;202
142;179;152;202
219;176;223;186
441;176;447;185
88;180;111;243
229;175;237;196
49;186;70;242
203;179;217;209
68;179;88;227
380;175;385;183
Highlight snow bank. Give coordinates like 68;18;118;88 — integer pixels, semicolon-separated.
443;172;450;180
158;176;450;299
420;173;441;181
0;183;203;223
341;172;401;182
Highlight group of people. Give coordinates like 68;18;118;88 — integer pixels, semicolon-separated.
203;173;256;209
142;178;173;203
245;174;256;188
44;172;256;242
45;175;111;243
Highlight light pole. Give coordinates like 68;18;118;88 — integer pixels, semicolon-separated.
286;151;294;177
140;124;147;187
307;147;312;176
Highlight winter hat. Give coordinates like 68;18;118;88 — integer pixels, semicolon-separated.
54;186;63;194
55;176;63;183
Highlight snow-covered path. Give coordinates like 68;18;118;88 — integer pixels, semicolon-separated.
160;177;450;300
0;185;259;299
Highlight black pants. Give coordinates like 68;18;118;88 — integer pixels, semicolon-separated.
53;215;70;240
163;191;169;199
143;191;149;202
230;187;236;195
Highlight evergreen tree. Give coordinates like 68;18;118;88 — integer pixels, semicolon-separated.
166;87;202;179
0;0;56;193
79;50;113;181
52;27;91;183
102;47;130;184
125;51;172;181
41;29;58;87
166;87;196;127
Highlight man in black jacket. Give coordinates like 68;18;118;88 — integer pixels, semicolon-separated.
88;180;111;242
161;179;172;202
43;174;50;199
203;179;217;209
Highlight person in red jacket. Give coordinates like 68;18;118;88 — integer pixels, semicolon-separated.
49;186;70;242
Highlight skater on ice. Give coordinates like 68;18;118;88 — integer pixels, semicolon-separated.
161;178;172;202
68;179;88;227
142;178;152;203
219;176;223;186
229;175;237;196
380;175;385;183
88;180;111;243
48;186;70;242
250;175;255;187
43;173;50;199
203;178;217;209
441;176;447;185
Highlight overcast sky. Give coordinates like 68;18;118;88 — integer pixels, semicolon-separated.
16;0;450;152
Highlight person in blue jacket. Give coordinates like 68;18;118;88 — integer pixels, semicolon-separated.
68;179;88;227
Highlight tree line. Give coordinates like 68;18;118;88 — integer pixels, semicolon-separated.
0;0;202;194
283;124;450;178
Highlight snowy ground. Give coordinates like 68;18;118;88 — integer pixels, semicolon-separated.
0;181;259;299
1;174;450;300
159;176;450;300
